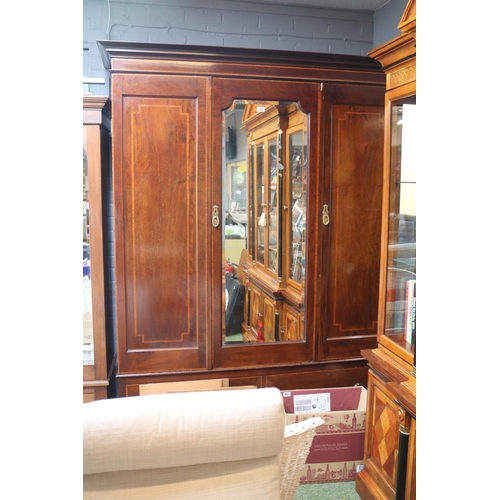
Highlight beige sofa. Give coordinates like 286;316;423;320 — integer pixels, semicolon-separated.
83;387;285;500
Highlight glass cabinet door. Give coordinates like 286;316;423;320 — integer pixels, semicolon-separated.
382;95;416;361
252;135;280;274
255;142;265;266
287;129;307;286
267;137;278;274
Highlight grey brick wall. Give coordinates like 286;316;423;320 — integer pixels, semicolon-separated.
83;0;381;96
373;0;405;48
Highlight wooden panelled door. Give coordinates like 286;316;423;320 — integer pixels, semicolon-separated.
318;88;385;361
112;74;212;375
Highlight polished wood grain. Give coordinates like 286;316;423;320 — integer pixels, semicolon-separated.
357;2;417;497
99;41;386;394
362;370;400;499
262;294;277;343
282;303;302;341
98;41;385;85
112;74;211;374
318;98;385;361
117;359;369;397
357;348;416;500
249;284;263;339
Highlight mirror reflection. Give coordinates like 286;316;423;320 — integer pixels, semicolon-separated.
222;100;308;345
83;139;94;365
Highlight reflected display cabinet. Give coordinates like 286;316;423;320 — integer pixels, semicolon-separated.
97;40;386;397
356;1;416;499
83;94;115;402
241;102;307;343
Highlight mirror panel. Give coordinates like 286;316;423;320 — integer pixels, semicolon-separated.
222;100;308;345
83;130;94;365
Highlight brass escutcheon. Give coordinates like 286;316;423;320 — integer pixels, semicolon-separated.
212;205;220;228
322;204;330;226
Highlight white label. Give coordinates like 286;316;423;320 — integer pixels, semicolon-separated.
256;106;266;112
293;393;330;414
356;464;365;473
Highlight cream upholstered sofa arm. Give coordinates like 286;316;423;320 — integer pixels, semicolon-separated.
83;387;285;476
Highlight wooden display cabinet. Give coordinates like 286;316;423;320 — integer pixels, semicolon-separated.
82;94;115;402
281;302;304;342
241;102;308;343
97;40;385;397
356;1;416;499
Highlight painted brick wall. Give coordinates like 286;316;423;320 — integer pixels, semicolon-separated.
83;0;377;96
373;0;406;48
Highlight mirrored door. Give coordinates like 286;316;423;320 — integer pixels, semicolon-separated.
83;129;94;365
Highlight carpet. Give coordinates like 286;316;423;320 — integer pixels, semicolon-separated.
294;480;361;499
